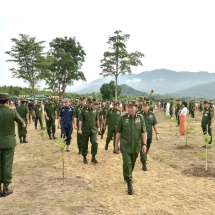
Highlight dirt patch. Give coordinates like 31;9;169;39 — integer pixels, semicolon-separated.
175;144;196;150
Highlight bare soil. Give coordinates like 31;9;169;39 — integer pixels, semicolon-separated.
0;110;215;215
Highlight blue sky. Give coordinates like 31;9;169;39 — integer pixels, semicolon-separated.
0;0;215;90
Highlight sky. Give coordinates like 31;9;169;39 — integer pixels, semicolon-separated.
0;0;215;90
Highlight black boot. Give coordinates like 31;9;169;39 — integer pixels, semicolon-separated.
126;180;134;195
91;155;98;164
78;148;82;155
2;184;13;197
105;142;109;150
23;137;28;143
83;156;88;164
19;137;23;143
52;134;57;139
142;161;147;171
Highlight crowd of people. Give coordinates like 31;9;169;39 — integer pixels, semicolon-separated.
0;93;214;197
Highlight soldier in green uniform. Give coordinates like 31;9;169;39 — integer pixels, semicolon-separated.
73;97;85;154
169;99;174;117
137;97;144;113
115;100;147;195
149;100;154;112
0;93;26;197
188;100;192;115
199;101;203;112
104;101;121;153
44;98;57;139
175;99;181;126
209;100;213;110
33;101;44;130
139;100;159;171
78;97;100;164
16;98;29;143
101;101;110;139
190;100;195;118
201;101;213;148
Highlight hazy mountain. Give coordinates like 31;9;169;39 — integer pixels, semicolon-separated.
71;69;215;95
173;81;215;98
120;84;148;96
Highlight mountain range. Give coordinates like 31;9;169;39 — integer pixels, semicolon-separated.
68;69;215;98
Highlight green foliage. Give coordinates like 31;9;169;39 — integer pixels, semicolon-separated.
100;30;144;100
43;37;87;99
100;81;121;101
37;127;46;140
5;34;45;96
203;133;211;144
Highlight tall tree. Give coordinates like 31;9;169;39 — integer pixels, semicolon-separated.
100;81;121;101
46;37;86;99
100;30;144;101
5;34;45;98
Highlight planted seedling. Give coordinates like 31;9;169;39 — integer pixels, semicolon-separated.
37;127;46;141
185;121;194;145
203;131;211;170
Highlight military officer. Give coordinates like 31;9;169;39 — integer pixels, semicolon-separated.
44;98;57;139
190;100;195;118
169;99;174;117
104;101;121;153
0;93;26;197
101;101;110;139
137;97;144;113
139;100;159;171
16;98;29;143
73;96;86;154
33;101;44;130
58;99;74;152
78;97;100;164
175;99;181;126
201;101;213;148
199;101;203;112
115;100;147;195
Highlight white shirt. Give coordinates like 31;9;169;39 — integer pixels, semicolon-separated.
180;107;188;116
166;103;170;113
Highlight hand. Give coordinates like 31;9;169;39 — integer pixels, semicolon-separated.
57;124;60;129
78;130;82;135
156;134;159;141
210;125;213;129
97;128;101;134
115;145;119;154
74;125;77;130
46;116;49;121
142;145;147;153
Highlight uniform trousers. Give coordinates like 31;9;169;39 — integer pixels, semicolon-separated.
122;153;138;181
81;132;98;156
0;148;15;184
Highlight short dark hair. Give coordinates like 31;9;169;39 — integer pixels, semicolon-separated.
0;100;8;104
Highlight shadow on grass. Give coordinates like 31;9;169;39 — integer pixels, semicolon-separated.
182;165;215;178
175;145;196;150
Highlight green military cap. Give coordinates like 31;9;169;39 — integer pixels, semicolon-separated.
176;99;180;101
112;100;119;105
80;96;85;100
64;98;69;102
94;101;99;105
128;100;137;106
47;97;52;101
87;96;93;103
142;99;150;106
203;101;208;104
20;98;27;102
105;101;110;105
0;93;10;100
75;98;79;102
138;96;144;102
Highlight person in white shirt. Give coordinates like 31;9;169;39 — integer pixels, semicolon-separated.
166;101;170;116
179;102;188;135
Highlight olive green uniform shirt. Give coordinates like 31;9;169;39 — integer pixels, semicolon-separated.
0;106;25;148
139;111;157;139
201;107;213;127
105;108;121;130
34;105;42;117
116;114;147;153
44;103;56;120
175;103;180;115
16;104;29;122
78;106;99;134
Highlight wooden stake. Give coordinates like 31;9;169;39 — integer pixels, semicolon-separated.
206;125;208;171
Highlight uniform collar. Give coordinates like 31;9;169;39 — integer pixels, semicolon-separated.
128;113;137;118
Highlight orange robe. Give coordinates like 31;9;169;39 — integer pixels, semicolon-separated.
179;115;186;135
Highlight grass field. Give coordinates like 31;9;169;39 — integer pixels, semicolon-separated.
0;109;215;215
